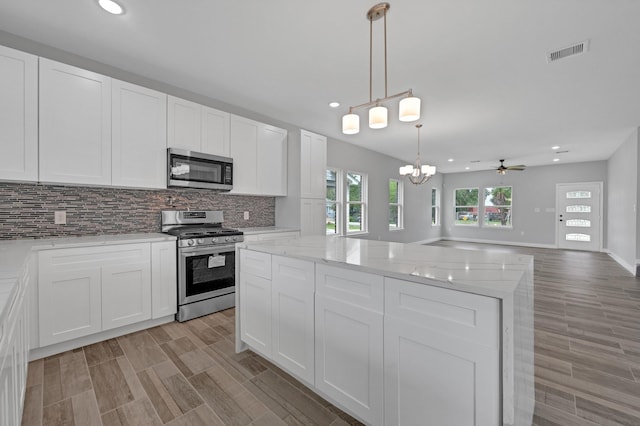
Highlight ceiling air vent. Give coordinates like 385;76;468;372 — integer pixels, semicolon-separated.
547;40;589;63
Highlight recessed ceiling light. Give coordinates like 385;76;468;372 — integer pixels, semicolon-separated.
98;0;124;15
465;167;470;170
551;145;560;150
329;102;340;108
553;158;560;162
448;158;454;162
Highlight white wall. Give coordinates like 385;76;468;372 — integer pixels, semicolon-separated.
441;161;608;247
606;128;638;272
326;138;443;243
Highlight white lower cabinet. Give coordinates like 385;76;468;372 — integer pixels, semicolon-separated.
38;241;176;347
239;250;273;358
271;255;315;386
384;277;501;426
151;241;177;319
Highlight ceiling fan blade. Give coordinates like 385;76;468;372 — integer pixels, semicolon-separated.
506;165;526;170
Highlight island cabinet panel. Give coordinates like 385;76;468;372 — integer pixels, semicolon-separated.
384;277;501;426
151;241;178;319
271;256;315;386
239;250;273;357
39;58;112;185
0;45;38;182
315;265;384;425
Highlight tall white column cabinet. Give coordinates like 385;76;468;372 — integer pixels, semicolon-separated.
0;45;38;182
39;58;112;185
299;130;327;236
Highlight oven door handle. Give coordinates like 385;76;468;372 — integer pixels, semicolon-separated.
179;244;237;255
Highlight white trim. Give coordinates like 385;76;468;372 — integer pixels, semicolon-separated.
605;250;637;276
411;237;443;245
29;315;174;361
441;237;556;249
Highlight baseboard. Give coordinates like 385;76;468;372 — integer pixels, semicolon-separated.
29;315;175;361
440;237;557;250
605;250;637;276
411;237;443;245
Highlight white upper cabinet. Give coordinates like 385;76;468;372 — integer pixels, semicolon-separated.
39;58;112;185
112;80;167;189
167;95;230;156
300;130;327;199
0;46;38;182
229;115;287;196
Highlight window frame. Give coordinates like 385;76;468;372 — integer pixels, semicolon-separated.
454;187;480;227
345;170;368;235
325;168;342;236
431;187;440;226
388;178;404;231
483;186;513;229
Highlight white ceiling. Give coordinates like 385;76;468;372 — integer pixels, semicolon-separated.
1;0;639;173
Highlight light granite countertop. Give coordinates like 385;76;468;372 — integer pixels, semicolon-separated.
238;235;533;299
239;227;300;235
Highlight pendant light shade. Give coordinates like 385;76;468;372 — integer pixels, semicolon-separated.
340;3;420;134
399;95;421;122
342;113;360;135
369;105;388;129
399;124;436;185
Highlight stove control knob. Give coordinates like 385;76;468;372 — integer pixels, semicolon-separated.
197;238;205;245
232;236;238;241
225;236;231;242
211;237;218;243
187;239;195;246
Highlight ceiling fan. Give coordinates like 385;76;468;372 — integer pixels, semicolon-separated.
496;159;526;175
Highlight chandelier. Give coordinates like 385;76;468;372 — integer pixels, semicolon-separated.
399;124;436;185
342;3;421;134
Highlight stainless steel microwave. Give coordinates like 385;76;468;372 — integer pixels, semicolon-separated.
167;148;233;191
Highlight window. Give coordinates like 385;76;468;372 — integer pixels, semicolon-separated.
484;186;512;227
431;187;440;226
454;188;479;225
346;171;367;234
325;169;341;235
389;179;403;230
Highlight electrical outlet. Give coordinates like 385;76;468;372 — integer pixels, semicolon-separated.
244;211;249;220
54;211;67;225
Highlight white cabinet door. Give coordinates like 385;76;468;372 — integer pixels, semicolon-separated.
258;124;287;196
229;115;258;194
167;95;201;152
384;318;500;426
239;249;272;357
101;261;152;331
38;266;102;347
271;256;315;385
39;58;111;185
112;80;167;188
300;130;327;199
0;321;16;426
0;45;38;182
315;294;383;425
300;198;325;236
201;106;230;156
151;241;177;319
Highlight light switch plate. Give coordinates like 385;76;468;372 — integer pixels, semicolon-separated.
54;211;66;225
244;211;249;220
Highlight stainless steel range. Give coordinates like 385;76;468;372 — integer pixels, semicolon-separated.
161;210;243;322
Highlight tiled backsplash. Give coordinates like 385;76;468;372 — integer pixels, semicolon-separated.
0;182;275;240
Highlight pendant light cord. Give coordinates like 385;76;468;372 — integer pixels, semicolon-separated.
384;7;388;98
369;16;373;103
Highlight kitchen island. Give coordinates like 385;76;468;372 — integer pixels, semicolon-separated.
235;235;533;426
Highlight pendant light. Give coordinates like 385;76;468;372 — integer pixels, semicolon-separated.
341;3;421;134
399;124;436;185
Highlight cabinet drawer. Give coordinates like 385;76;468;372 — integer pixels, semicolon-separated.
385;277;500;349
240;249;271;279
316;264;383;312
39;243;150;269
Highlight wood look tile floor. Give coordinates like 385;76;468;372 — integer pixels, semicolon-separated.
22;242;640;426
21;308;362;426
431;241;640;426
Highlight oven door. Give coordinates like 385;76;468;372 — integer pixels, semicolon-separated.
178;244;236;305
